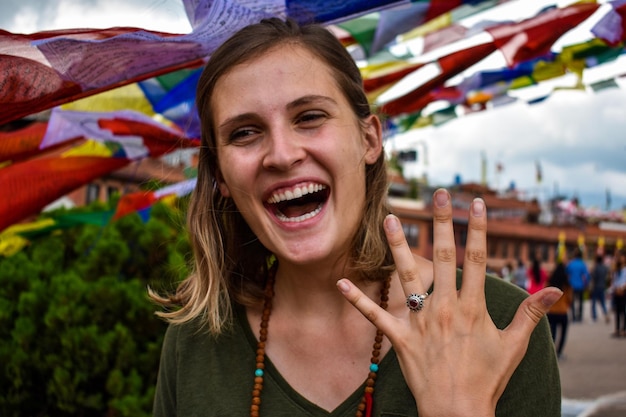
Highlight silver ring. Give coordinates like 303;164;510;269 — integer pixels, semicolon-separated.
406;292;429;312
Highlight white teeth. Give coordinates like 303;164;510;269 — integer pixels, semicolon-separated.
267;184;327;204
275;204;323;223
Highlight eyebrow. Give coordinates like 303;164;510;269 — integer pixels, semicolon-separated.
218;113;256;131
218;94;339;131
287;94;338;110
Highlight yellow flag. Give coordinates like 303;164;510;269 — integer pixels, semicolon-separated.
61;139;113;158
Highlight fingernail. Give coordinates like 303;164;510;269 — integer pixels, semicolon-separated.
434;189;449;208
336;279;350;293
385;214;400;232
472;198;484;217
542;289;563;307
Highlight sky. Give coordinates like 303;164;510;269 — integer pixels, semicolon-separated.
2;0;625;211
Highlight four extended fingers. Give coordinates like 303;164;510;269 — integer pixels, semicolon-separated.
341;188;555;335
338;188;559;411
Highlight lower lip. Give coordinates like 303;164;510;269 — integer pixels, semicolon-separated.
268;202;327;228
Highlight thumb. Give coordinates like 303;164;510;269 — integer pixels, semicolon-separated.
505;287;563;337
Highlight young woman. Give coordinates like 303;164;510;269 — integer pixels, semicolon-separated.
151;18;562;417
526;256;549;295
546;262;573;358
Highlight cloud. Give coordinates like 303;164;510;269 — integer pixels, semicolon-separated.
0;0;191;34
0;0;62;34
394;85;626;208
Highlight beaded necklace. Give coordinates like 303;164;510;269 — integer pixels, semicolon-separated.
250;267;391;417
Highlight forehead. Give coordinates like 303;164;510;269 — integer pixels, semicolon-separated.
230;42;334;78
210;43;345;116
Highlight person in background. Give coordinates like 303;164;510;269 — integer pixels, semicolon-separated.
501;261;514;283
610;250;626;337
546;262;573;359
150;18;562;417
590;254;610;323
566;248;590;322
512;258;528;291
526;256;549;295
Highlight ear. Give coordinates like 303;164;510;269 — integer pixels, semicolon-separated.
215;168;231;197
362;114;383;165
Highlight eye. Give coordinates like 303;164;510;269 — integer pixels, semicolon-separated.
296;111;327;128
228;126;261;144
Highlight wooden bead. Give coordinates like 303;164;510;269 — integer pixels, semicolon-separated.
250;269;391;417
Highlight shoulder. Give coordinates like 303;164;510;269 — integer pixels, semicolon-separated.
160;306;256;383
155;306;262;416
161;307;249;358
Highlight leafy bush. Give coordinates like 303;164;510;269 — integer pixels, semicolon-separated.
0;200;190;416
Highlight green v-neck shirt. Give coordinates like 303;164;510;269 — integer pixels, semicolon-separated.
153;272;561;416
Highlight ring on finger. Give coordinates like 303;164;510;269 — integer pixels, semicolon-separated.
406;292;430;312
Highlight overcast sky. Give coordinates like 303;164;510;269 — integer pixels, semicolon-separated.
2;0;625;210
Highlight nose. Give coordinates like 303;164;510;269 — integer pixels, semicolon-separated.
262;126;306;171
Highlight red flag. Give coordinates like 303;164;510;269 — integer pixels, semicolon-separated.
0;121;83;164
425;0;463;22
112;191;158;220
0;155;129;231
0;122;47;163
363;62;425;93
380;42;496;116
486;3;599;66
98;118;199;157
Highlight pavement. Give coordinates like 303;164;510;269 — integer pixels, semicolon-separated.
557;300;626;417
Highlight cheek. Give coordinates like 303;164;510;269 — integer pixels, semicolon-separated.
217;152;256;199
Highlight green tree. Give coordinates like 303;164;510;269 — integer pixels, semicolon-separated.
0;200;189;416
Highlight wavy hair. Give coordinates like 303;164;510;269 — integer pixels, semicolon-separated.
150;18;394;334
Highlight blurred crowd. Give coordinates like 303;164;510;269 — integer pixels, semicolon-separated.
497;248;626;358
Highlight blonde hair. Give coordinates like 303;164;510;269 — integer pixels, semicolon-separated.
150;18;393;334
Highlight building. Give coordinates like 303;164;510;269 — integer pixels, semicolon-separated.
390;182;626;276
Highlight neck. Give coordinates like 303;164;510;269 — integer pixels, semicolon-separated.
272;263;379;317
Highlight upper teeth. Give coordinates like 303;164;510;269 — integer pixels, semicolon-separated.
267;183;326;204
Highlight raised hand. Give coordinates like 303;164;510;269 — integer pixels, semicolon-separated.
337;188;562;417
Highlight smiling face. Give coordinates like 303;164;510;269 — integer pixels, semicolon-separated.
211;43;382;268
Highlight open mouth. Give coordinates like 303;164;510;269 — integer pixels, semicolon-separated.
266;183;330;223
